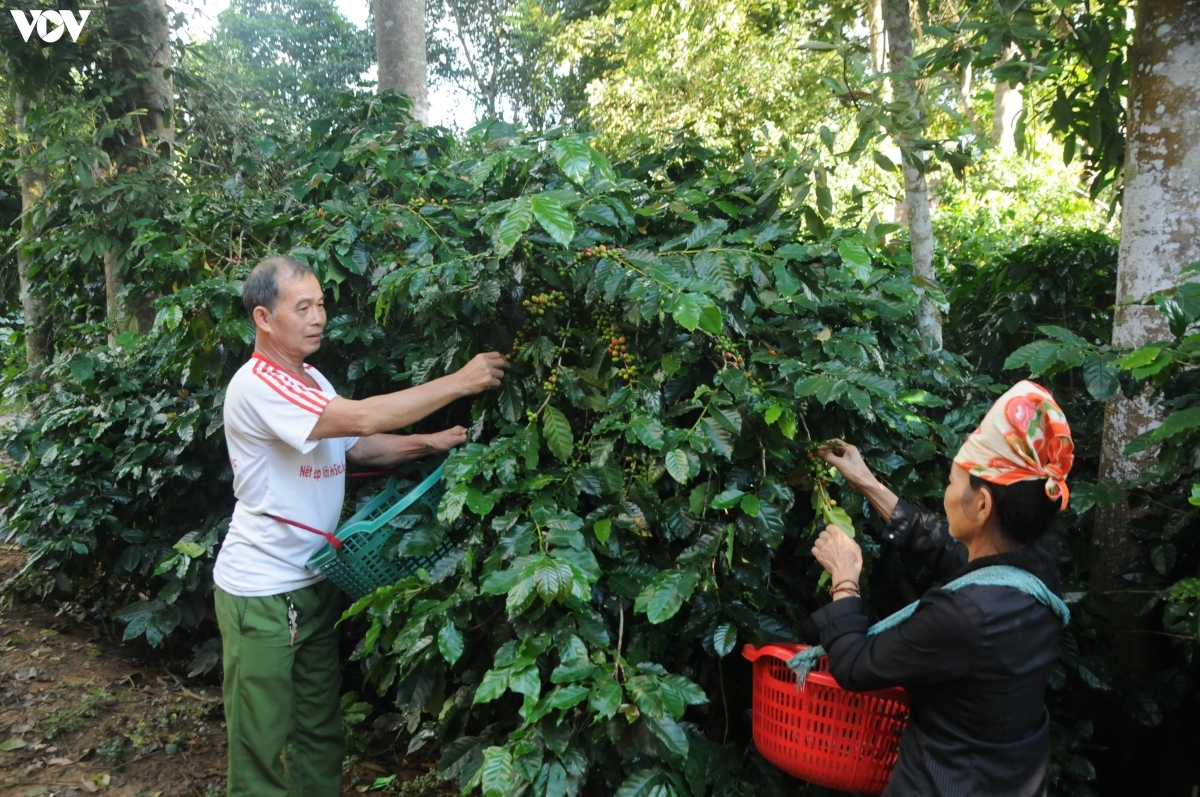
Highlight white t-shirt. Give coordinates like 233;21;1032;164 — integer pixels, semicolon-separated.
213;353;359;597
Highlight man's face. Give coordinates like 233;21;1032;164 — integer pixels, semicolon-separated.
267;273;326;358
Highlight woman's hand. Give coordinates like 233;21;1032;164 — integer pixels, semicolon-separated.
817;440;877;493
812;524;863;587
817;440;900;520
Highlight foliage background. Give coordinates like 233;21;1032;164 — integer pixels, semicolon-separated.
3;0;1199;794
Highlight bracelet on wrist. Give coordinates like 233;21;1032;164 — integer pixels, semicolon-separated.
829;579;860;594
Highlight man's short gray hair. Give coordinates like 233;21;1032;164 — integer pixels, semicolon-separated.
243;256;317;317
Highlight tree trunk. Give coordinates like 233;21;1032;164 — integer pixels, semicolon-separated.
1093;1;1200;604
375;0;429;123
991;41;1022;153
14;91;51;366
869;0;887;79
105;0;174;340
960;60;977;131
884;0;941;350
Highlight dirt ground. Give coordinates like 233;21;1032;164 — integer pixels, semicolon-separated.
0;546;451;797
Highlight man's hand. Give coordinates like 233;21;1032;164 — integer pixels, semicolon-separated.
454;353;510;396
427;426;467;452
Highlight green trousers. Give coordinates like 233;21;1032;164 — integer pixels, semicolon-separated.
215;580;344;797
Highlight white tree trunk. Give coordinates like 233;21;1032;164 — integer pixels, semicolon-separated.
106;0;174;339
14;91;50;366
870;0;887;78
1093;0;1200;595
884;0;941;349
991;41;1022;153
960;60;977;131
375;0;429;123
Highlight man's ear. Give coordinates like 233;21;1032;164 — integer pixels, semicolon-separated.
252;305;272;332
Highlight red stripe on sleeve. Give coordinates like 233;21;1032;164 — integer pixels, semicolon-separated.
252;359;329;415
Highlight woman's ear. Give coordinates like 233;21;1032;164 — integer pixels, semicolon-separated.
976;482;997;528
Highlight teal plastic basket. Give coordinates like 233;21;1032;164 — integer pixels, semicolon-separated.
306;456;454;599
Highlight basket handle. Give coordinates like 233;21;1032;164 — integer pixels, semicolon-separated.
741;643;807;663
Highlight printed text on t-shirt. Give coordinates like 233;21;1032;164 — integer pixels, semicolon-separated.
299;463;346;480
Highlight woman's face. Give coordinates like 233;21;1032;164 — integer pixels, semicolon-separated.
944;464;985;540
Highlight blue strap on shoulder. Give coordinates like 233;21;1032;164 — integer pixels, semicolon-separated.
786;565;1070;687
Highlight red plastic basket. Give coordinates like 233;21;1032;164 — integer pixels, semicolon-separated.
742;643;910;795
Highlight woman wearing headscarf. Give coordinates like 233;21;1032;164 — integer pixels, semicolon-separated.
803;381;1074;797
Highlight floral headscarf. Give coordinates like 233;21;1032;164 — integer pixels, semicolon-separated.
953;380;1074;509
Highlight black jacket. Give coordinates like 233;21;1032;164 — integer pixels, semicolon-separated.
804;499;1063;797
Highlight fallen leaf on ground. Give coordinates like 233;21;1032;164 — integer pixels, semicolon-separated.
48;756;74;765
0;738;28;751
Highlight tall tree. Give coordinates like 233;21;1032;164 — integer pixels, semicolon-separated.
213;0;373;124
104;0;175;336
990;41;1022;153
427;0;603;130
374;0;428;122
1093;1;1200;597
883;0;941;349
13;90;50;366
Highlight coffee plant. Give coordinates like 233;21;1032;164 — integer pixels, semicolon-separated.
275;101;990;795
3;93;996;792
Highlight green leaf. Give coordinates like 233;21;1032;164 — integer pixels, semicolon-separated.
664;450;689;484
837;240;872;283
1149;407;1200;442
474;669;510;704
646;714;690;757
739;494;761;517
712;622;737;656
821;502;855;538
551;137;592;184
1082;354;1120;401
672;293;702;331
70;354;94;384
1038;325;1089;347
173;540;206;558
773;263;800;297
530;194;575;248
0;739;28;751
703;417;734;458
466;487;496;516
593;518;612;544
710;488;745;509
872;150;898;172
590;682;622;719
1150;544;1176;577
635;570;701;623
542;406;574;463
481;747;517;797
495;197;532;256
698;300;724;335
630;415;665;450
547;684;589;709
1117;346;1162;370
534;558;574;602
439;484;469;523
1005;338;1069;376
438;623;464;665
616;770;663;797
